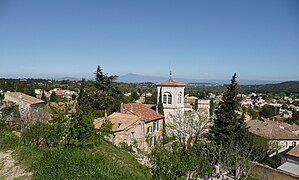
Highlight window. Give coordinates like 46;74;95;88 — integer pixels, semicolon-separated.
154;136;157;145
163;94;167;104
168;94;172;104
153;122;156;132
293;142;297;147
178;92;182;104
147;126;153;133
156;121;159;131
163;92;172;105
131;132;134;139
158;136;160;141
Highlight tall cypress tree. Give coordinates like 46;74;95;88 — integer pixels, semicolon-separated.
209;73;248;145
77;78;91;113
41;90;47;103
158;88;164;115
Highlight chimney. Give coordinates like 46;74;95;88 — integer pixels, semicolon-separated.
104;110;107;118
130;104;133;112
120;103;123;113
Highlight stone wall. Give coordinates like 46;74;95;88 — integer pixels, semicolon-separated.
250;162;299;180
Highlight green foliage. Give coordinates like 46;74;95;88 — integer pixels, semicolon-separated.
14;142;151;179
209;73;249;145
240;81;299;94
259;105;275;119
71;93;76;100
248;108;259;120
22;121;47;146
192;102;198;111
77;78;91;114
69;110;96;147
144;92;157;104
131;91;139;101
41;90;47;102
262;156;282;168
209;99;215;117
248;134;271;160
78;66;124;113
158;89;164;115
119;142;133;153
151;142;213;179
98;120;113;140
284;110;299;125
50;91;57;102
21;121;63;147
0;127;20;150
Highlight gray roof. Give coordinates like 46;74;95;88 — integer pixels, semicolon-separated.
247;120;299;140
278;162;299;176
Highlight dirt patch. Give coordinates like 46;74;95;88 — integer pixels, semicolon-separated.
0;150;31;180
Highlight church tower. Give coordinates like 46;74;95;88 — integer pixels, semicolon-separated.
156;72;186;124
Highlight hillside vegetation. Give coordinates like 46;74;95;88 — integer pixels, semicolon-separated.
0;128;151;180
240;81;299;94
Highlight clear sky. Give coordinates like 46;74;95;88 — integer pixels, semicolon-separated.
0;0;298;81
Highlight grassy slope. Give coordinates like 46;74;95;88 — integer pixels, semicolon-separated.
0;129;151;179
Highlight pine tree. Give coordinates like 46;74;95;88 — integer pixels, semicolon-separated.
209;73;248;145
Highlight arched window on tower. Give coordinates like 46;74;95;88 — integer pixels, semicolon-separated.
168;93;172;104
178;92;182;104
163;94;167;104
163;92;172;105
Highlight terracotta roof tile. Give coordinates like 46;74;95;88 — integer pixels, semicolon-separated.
247;120;299;140
122;103;164;122
285;124;299;132
156;79;186;86
94;112;139;132
5;92;44;105
287;145;299;158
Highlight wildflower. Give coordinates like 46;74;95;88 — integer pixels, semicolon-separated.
204;174;209;180
195;165;201;171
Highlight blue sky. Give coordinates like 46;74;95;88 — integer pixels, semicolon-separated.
0;0;298;81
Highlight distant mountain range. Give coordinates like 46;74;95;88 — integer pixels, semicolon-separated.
116;73;282;85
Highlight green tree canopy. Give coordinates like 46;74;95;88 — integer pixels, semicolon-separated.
50;91;57;102
209;73;248;145
260;105;275;119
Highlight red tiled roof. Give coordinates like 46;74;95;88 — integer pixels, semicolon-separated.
156;79;186;86
94;112;139;132
260;117;290;128
287;145;299;158
122;103;164;122
285;124;299;132
5;92;44;105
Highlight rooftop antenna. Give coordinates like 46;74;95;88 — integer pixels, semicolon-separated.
169;61;172;80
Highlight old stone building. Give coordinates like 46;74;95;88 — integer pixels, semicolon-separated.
4;92;49;127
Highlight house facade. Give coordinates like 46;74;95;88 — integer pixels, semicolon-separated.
95;103;164;157
247;120;299;156
4;92;48;125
